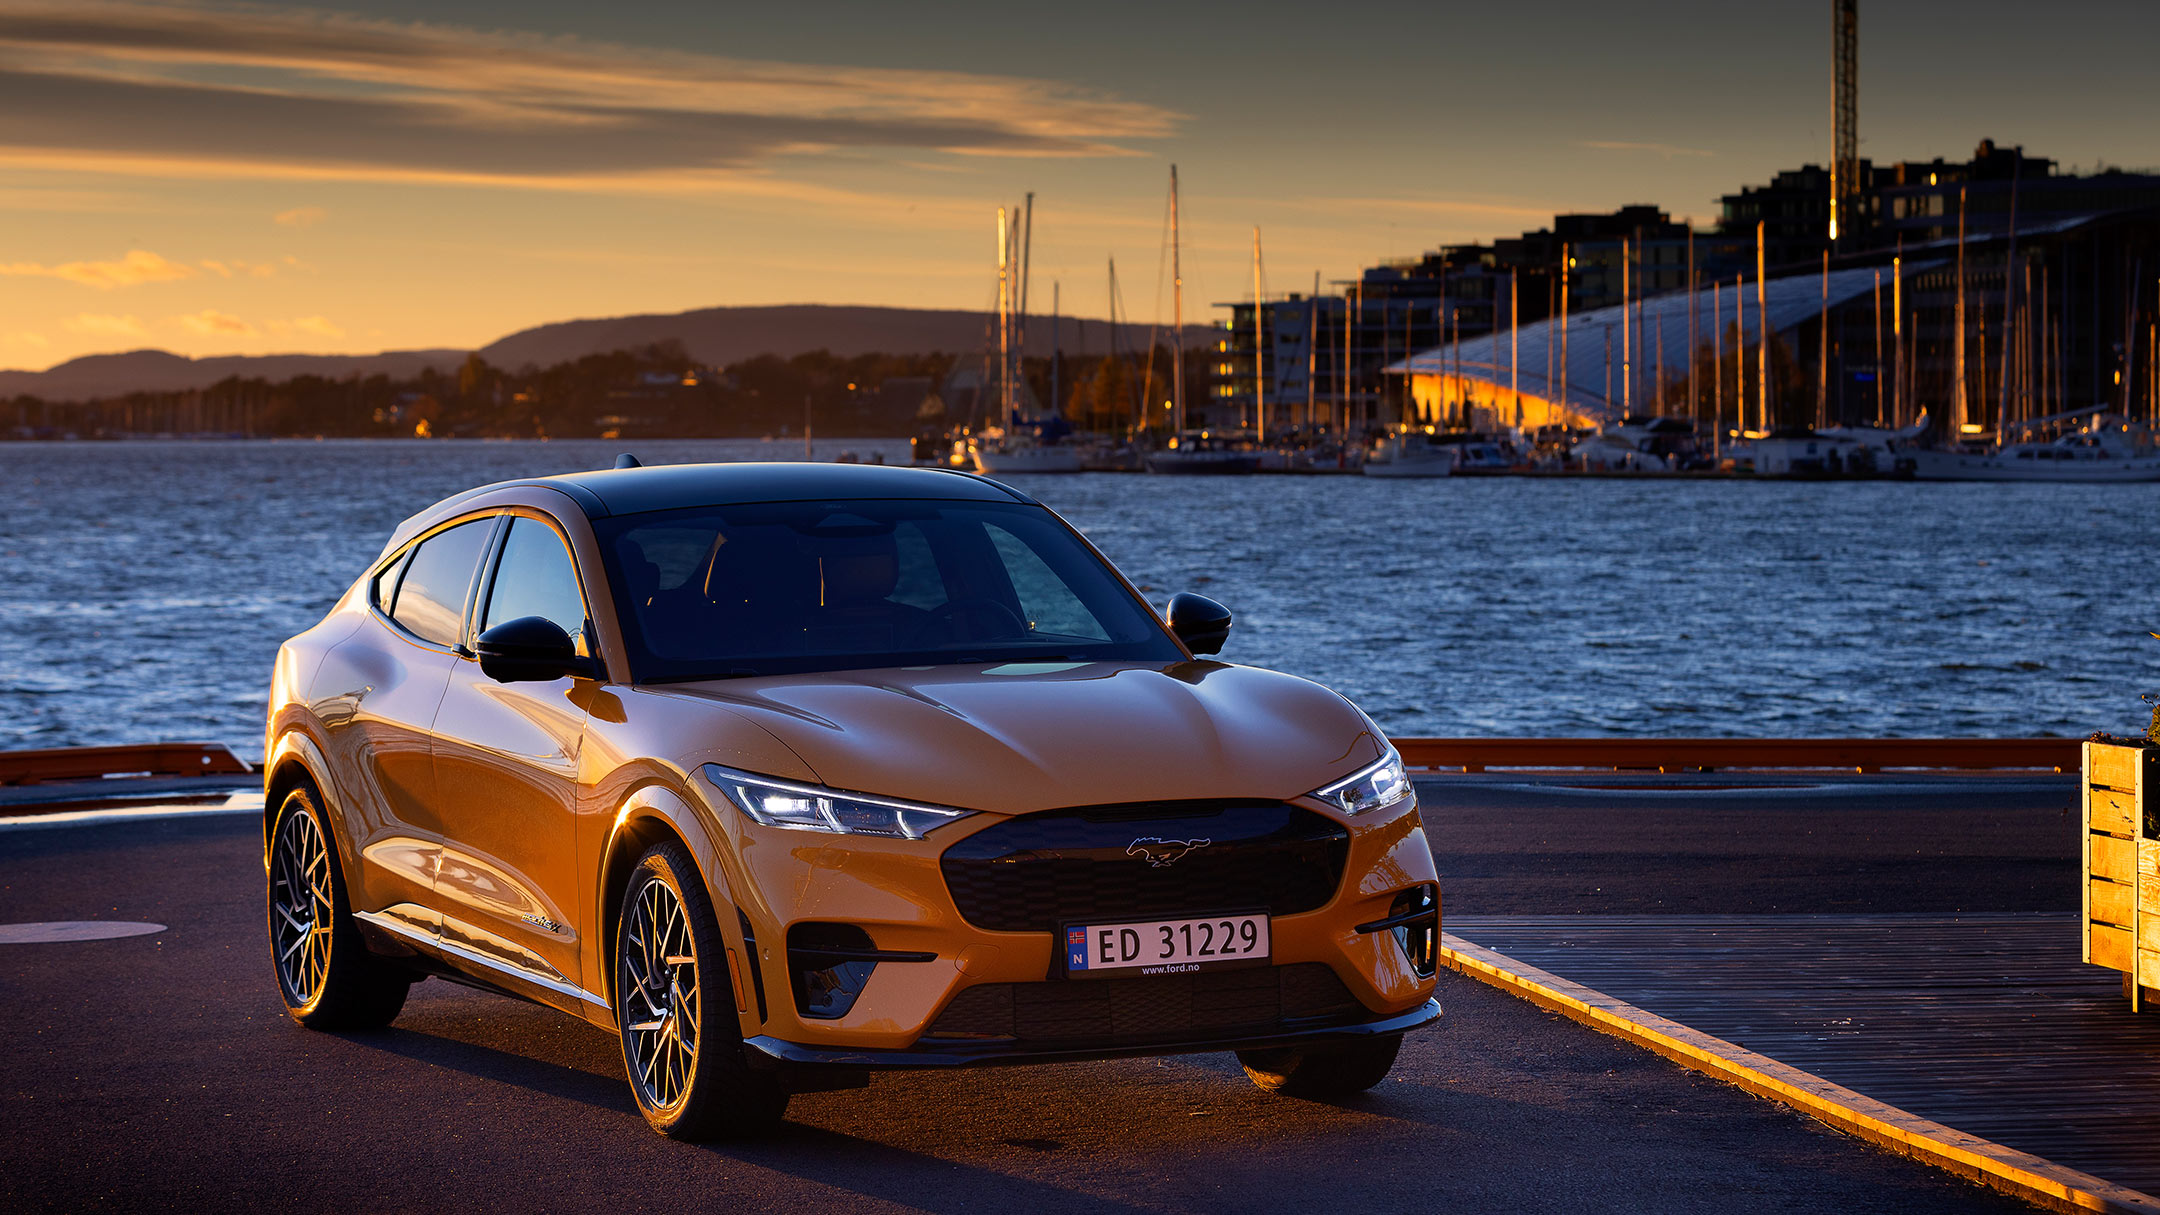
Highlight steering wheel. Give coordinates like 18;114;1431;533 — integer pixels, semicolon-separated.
923;597;1027;642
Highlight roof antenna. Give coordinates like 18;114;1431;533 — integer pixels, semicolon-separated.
613;453;642;469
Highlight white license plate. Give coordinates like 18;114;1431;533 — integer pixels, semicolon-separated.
1064;913;1270;977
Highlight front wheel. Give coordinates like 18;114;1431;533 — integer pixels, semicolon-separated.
267;785;411;1029
1237;1033;1402;1098
616;841;788;1139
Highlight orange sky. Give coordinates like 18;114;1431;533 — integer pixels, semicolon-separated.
4;0;2156;369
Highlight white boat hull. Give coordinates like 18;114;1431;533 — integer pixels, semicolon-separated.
1361;456;1454;478
974;446;1083;475
1909;449;2160;482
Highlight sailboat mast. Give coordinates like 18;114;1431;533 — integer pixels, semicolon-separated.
1306;270;1319;430
1050;280;1060;417
1892;244;1903;426
1510;267;1520;429
1954;187;1968;438
1818;250;1829;430
1996;166;2020;445
1873;268;1884;426
1622;238;1633;415
997;206;1011;423
1017;192;1034;379
1755;222;1768;434
1687;228;1697;422
1713;279;1723;457
1170;165;1184;437
1559;243;1570;426
1252;226;1265;439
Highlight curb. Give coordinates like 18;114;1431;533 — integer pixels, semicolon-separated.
1441;933;2160;1215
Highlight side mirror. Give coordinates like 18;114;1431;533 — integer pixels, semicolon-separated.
1166;592;1233;656
476;616;594;683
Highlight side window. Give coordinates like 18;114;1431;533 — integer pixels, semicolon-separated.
984;523;1109;641
389;518;496;647
483;517;589;641
370;548;413;614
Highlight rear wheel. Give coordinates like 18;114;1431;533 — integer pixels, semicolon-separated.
616;841;788;1139
1237;1033;1402;1098
267;785;411;1029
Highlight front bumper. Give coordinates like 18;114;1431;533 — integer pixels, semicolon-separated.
712;789;1441;1054
744;997;1441;1072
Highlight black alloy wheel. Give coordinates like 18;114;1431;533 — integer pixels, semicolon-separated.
267;784;411;1029
1237;1032;1403;1098
615;841;788;1139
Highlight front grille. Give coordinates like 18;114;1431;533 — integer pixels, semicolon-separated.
924;962;1363;1044
938;801;1350;933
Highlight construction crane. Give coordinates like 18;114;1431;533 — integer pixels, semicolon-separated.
1831;0;1859;248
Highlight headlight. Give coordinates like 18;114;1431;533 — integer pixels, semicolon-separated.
699;764;976;839
1309;750;1412;816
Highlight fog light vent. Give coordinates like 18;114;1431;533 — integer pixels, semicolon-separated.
785;923;937;1020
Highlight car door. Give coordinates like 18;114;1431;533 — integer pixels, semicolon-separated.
322;514;501;940
430;512;594;997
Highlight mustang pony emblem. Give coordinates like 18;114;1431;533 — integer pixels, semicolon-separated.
1126;837;1211;868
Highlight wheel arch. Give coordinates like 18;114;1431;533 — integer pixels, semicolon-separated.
262;728;337;873
596;782;739;1011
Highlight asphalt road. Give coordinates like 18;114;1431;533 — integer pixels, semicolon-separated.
0;780;2070;1214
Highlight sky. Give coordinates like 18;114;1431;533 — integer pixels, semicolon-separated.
3;0;2158;370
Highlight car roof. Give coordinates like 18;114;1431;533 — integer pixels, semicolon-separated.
423;461;1034;525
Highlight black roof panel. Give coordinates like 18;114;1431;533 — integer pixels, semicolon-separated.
528;461;1028;517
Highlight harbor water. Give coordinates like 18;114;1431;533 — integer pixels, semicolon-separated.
3;438;2155;758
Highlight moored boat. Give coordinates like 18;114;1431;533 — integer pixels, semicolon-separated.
1361;429;1456;478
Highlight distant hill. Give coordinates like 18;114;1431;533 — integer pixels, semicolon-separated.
1;304;1211;402
0;348;469;403
476;304;1207;371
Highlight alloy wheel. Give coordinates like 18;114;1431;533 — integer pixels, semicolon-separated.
269;805;334;1006
621;875;701;1111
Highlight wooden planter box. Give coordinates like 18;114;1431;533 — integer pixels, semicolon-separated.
2084;740;2159;1010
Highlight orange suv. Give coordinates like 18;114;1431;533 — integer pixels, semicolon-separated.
263;461;1440;1138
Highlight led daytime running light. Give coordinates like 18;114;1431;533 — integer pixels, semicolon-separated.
699;765;975;840
1310;751;1412;816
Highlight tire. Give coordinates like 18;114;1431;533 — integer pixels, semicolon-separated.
615;841;788;1140
267;784;412;1029
1237;1033;1403;1098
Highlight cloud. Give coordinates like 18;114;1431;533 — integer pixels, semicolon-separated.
61;312;147;336
2;329;48;350
273;205;326;227
1580;140;1715;160
0;247;195;288
0;3;1178;191
199;257;279;278
268;314;342;339
172;309;255;336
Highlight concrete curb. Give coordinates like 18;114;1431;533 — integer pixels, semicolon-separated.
1442;933;2160;1215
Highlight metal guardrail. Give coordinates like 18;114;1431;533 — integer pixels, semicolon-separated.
0;742;253;786
0;737;2077;791
1391;737;2079;774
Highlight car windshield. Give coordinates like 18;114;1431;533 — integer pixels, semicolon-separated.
595;498;1183;680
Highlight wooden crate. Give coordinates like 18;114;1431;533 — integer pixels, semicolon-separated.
2084;741;2158;1011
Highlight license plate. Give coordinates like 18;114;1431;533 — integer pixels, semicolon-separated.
1064;913;1270;978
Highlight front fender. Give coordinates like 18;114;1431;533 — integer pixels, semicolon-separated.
587;778;743;1027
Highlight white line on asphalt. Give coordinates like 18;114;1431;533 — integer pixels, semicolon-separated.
0;793;265;832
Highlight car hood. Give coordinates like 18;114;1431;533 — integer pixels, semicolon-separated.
652;660;1386;814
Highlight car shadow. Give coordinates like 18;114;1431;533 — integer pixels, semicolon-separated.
716;1123;1162;1215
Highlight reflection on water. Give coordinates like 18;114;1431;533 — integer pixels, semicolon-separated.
3;438;2155;755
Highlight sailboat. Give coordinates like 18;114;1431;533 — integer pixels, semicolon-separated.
972;200;1082;475
1146;165;1259;475
1909;409;2160;481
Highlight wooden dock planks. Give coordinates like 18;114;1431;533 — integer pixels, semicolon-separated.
1448;913;2160;1201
